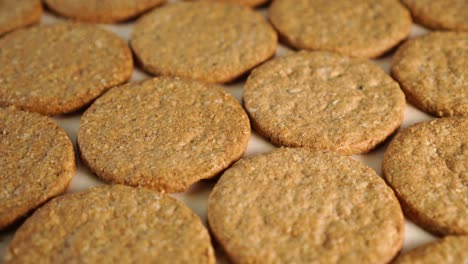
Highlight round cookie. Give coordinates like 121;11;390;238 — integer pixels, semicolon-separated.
131;2;277;83
269;0;412;58
243;51;406;155
4;185;215;263
0;107;75;230
383;118;468;235
192;0;269;8
402;0;468;31
208;148;404;263
78;77;251;192
0;23;133;115
394;236;468;264
44;0;166;23
392;32;468;117
0;0;42;36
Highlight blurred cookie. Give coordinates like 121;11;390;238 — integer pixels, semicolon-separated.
193;0;269;7
269;0;412;58
402;0;468;31
44;0;165;23
0;23;133;115
0;107;75;230
243;51;406;155
131;2;277;83
78;77;250;192
392;32;468;117
4;185;215;263
208;148;404;263
394;236;468;264
383;118;468;235
0;0;42;36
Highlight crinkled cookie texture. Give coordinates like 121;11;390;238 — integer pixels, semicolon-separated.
78;77;250;192
243;51;406;155
208;148;404;264
4;185;215;264
0;107;75;230
0;0;42;36
193;0;269;7
44;0;165;23
402;0;468;31
268;0;412;58
383;118;468;236
392;32;468;117
0;23;133;115
394;236;468;264
131;2;277;83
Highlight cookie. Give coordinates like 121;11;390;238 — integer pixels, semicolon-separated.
0;23;133;116
394;236;468;264
243;51;406;155
4;185;215;263
78;77;250;192
392;32;468;117
269;0;412;58
44;0;165;23
131;2;277;83
383;118;468;236
402;0;468;31
0;0;42;36
208;148;404;263
0;107;75;230
193;0;269;8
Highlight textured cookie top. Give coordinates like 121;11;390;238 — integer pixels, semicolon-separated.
208;148;404;264
402;0;468;31
269;0;412;58
394;236;468;264
0;0;42;36
0;23;133;115
194;0;268;7
78;77;250;192
0;107;75;230
131;2;277;83
383;118;468;235
4;185;215;263
44;0;165;23
243;51;406;155
392;32;468;117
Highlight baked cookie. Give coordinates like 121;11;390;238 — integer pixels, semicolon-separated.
4;185;215;263
208;148;404;263
0;23;133;115
192;0;269;8
44;0;166;23
0;107;75;230
243;51;406;155
394;236;468;264
383;118;468;236
402;0;468;31
392;32;468;117
269;0;412;58
0;0;42;36
78;77;250;192
131;2;277;83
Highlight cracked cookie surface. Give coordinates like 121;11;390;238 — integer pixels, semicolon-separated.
0;0;42;36
208;148;404;264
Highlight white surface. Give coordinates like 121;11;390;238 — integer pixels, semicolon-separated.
0;4;439;263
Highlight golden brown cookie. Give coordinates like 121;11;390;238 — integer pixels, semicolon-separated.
402;0;468;31
0;0;42;36
4;185;215;263
392;32;468;117
131;2;277;83
394;236;468;264
269;0;412;58
383;118;468;236
243;51;406;155
44;0;166;23
193;0;269;8
0;23;133;116
208;148;404;263
78;77;250;193
0;107;75;230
